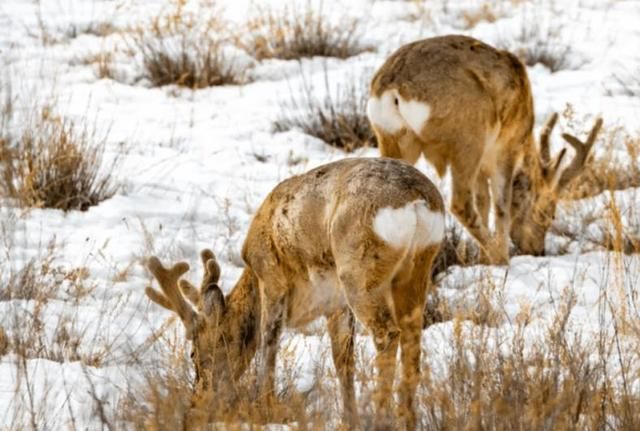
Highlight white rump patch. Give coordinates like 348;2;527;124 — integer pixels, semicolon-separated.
366;90;404;134
367;90;431;137
373;200;444;249
397;98;431;136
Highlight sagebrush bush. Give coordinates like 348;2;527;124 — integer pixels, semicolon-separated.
273;67;375;151
1;107;118;211
127;1;246;88
238;1;370;60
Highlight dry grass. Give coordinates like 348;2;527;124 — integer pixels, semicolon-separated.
0;236;103;365
273;66;375;152
420;293;640;429
81;51;116;81
0;106;118;211
237;1;370;61
117;340;331;429
114;253;640;429
460;4;501;29
125;1;247;88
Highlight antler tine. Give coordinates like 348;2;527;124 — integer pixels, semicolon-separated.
145;286;175;311
200;248;221;286
200;249;215;271
539;112;559;165
557;117;603;189
146;257;196;328
178;249;221;305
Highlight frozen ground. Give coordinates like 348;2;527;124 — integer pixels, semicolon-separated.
1;0;639;429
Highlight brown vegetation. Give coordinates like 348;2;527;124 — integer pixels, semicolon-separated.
0;106;118;211
274;66;375;151
238;1;370;61
126;1;247;88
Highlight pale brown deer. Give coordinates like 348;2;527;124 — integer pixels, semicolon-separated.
144;157;445;429
367;35;602;263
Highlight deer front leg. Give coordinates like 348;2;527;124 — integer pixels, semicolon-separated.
451;171;508;264
475;173;490;229
491;168;514;263
327;308;358;428
258;293;285;400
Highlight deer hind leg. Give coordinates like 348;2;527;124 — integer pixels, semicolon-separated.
332;210;406;425
257;280;286;400
336;265;400;426
392;245;438;430
327;308;358;428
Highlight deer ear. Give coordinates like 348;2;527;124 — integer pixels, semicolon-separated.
202;284;225;323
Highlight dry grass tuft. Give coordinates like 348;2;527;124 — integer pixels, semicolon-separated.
0;106;118;211
273;66;375;152
238;1;370;60
460;4;501;29
118;343;326;429
126;1;247;88
81;51;116;81
0;238;103;365
118;357;194;430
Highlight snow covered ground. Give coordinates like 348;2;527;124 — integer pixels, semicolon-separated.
1;0;639;429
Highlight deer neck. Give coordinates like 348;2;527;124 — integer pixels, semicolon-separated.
519;133;546;185
224;267;261;378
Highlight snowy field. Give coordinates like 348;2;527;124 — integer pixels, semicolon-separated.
1;0;639;429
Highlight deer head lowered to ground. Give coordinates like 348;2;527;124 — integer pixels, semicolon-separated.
144;157;445;429
367;34;603;263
